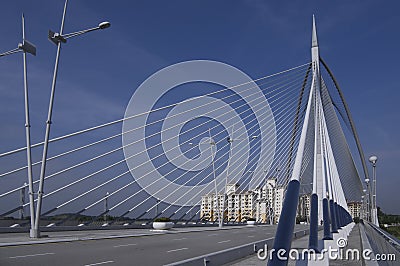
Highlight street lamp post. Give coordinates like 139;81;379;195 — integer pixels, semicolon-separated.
190;130;258;228
33;0;110;238
189;131;221;227
365;179;371;222
155;199;160;217
369;155;378;226
104;192;109;223
207;129;223;228
362;188;368;221
0;14;37;237
190;131;222;227
225;127;258;188
225;128;258;226
268;182;276;224
361;195;365;220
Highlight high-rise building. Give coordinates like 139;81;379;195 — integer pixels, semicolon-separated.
200;193;226;222
226;183;240;222
240;191;256;221
201;186;256;223
274;186;285;223
213;193;226;222
297;194;311;219
255;178;277;223
226;183;239;195
347;201;361;219
200;179;286;224
200;194;213;221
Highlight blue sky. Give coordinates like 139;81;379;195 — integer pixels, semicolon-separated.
0;1;399;214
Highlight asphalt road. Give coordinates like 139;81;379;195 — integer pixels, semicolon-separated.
0;225;307;266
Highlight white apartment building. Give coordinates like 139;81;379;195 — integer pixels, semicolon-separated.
240;191;256;221
226;183;239;195
213;193;226;221
297;194;311;219
255;178;277;223
274;186;285;223
347;201;361;219
201;183;356;225
200;194;213;221
226;184;240;222
256;200;268;223
200;193;226;222
200;180;285;224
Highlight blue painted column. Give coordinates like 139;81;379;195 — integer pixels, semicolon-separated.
267;179;300;266
323;198;332;239
308;193;319;251
334;202;342;228
339;206;347;226
330;199;338;233
338;205;344;226
346;210;352;224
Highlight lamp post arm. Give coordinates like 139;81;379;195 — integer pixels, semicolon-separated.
63;27;99;39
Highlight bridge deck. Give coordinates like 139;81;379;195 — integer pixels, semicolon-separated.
0;225;252;247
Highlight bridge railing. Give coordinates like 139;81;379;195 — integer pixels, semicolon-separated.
362;220;399;266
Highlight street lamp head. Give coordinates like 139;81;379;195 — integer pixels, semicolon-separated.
98;21;111;29
368;155;378;164
365;178;370;184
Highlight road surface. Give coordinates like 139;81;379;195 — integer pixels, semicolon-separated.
0;225;308;265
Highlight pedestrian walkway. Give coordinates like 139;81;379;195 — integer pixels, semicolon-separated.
330;223;363;266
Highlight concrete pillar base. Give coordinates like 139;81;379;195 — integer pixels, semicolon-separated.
30;228;40;238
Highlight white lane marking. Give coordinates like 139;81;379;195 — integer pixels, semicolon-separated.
232;231;241;234
248;235;255;238
113;243;137;248
218;240;231;244
9;252;55;259
207;233;218;236
167;247;189;253
172;238;187;241
84;261;114;266
55;233;91;237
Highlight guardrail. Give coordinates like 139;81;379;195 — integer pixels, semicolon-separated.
369;223;400;250
362;221;399;266
0;221;247;234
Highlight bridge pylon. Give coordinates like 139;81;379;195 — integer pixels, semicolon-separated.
268;16;354;266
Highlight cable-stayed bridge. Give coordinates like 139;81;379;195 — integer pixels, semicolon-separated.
0;12;397;266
